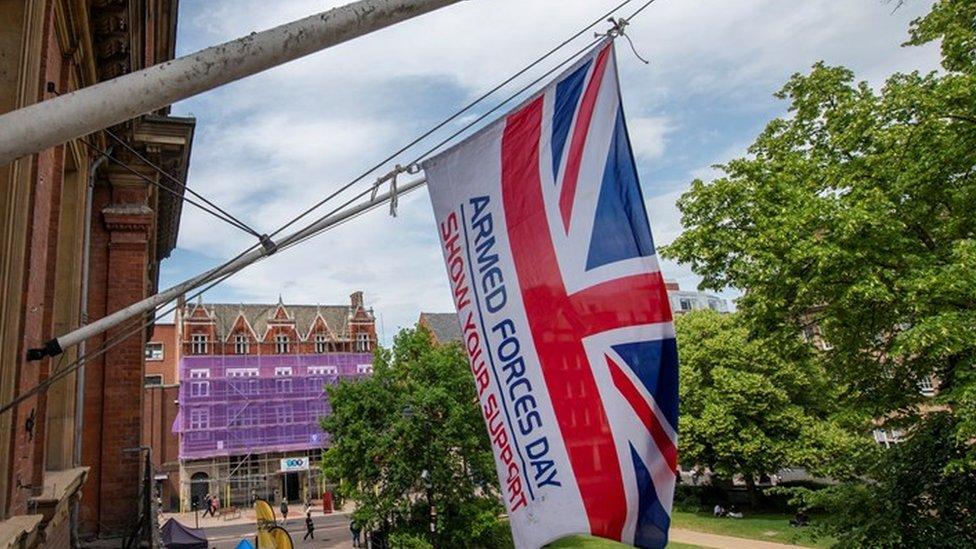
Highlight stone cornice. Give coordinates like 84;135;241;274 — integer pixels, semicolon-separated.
103;204;153;233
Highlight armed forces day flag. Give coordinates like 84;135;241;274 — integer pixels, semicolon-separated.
422;40;678;549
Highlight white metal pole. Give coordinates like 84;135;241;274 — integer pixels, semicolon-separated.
0;0;462;166
27;177;428;360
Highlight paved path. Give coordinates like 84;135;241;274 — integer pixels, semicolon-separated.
670;528;805;548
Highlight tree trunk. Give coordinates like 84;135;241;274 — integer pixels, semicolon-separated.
744;474;759;509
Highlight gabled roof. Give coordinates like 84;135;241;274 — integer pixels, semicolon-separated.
418;312;462;344
195;303;356;341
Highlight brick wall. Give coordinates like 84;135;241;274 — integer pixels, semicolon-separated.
146;323;179;384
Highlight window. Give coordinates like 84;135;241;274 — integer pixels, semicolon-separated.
227;368;259;378
234;334;249;355
145;342;164;361
315;334;327;354
275;334;290;354
356;333;371;352
191;334;208;355
274;367;292;377
919;376;936;396
190;381;209;397
707;300;719;311
356;364;373;375
189;408;209;430
309;365;338;376
275;378;293;394
873;428;904;448
144;374;163;386
679;298;693;311
274;404;294;424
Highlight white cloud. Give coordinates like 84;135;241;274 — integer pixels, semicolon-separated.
167;0;940;341
629;116;671;159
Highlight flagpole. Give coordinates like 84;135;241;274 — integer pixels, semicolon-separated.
0;0;462;166
27;176;428;361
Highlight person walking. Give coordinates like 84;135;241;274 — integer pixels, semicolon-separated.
280;499;289;524
350;519;362;548
202;494;214;518
303;511;315;541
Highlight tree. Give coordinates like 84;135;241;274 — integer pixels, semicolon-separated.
321;326;504;548
663;0;975;542
675;310;862;499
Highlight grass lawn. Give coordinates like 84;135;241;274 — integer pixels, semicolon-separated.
547;535;705;548
671;510;832;547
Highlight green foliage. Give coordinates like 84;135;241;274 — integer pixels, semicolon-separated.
783;413;976;548
675;311;864;484
321;327;503;548
663;0;976;543
664;0;976;452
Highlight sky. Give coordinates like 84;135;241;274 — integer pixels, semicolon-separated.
162;0;940;343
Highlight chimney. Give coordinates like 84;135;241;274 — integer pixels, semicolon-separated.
350;291;364;310
665;280;680;292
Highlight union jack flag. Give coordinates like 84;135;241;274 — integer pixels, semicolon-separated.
425;41;677;549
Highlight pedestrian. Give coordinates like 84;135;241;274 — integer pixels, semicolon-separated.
350;519;362;548
211;494;220;517
280;499;289;524
202;494;214;518
303;511;315;541
250;488;257;507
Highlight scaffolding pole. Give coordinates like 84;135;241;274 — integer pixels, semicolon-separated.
0;0;462;166
27;176;427;361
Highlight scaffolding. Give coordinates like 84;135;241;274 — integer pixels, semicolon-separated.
175;352;372;509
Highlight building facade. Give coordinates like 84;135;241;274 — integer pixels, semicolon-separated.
175;294;376;510
141;323;181;511
665;281;730;314
0;0;192;544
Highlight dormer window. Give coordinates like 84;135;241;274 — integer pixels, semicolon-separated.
191;334;208;355
275;334;290;354
356;333;371;352
234;334;249;355
315;334;327;354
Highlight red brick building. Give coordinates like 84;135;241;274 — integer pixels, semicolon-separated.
0;1;193;544
145;322;180;385
180;292;377;357
141;323;181;511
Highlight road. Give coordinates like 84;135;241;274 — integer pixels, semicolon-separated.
193;513;354;548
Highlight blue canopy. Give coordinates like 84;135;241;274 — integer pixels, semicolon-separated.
234;539;256;549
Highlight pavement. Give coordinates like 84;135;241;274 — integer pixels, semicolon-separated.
670;528;805;548
164;510;806;548
165;509;357;548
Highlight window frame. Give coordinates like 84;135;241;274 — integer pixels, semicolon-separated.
145;342;164;361
275;333;290;354
190;334;208;355
234;334;249;355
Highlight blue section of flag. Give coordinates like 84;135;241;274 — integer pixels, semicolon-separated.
586;108;655;270
612;339;679;433
630;444;671;549
551;60;591;181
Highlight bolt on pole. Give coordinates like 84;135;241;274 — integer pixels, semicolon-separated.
0;0;463;166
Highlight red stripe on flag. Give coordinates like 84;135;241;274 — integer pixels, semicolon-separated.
502;94;627;541
570;272;673;337
558;44;612;232
606;355;678;473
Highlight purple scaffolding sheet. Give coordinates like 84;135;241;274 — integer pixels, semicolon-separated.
176;353;373;460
